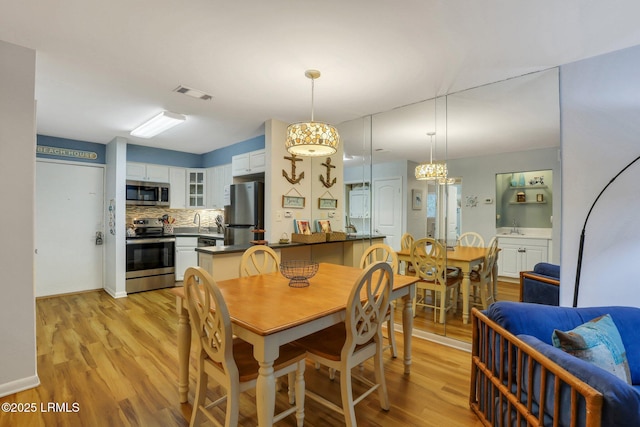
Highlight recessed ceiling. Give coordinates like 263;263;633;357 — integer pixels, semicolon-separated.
2;1;640;156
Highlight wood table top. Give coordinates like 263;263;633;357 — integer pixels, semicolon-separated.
172;262;418;336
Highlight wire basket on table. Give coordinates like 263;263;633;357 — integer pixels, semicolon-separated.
279;260;319;287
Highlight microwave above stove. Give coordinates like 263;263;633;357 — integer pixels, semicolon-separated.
126;180;170;206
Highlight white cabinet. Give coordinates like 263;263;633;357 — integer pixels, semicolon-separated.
497;237;549;278
187;169;206;208
231;149;265;176
349;189;370;219
170;167;206;209
175;237;198;281
126;162;169;182
169;167;186;209
206;163;232;209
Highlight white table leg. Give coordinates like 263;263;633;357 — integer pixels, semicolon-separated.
462;269;471;324
400;286;414;375
492;253;499;301
255;344;278;427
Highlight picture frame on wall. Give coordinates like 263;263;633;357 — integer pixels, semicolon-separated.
412;189;423;210
282;195;305;209
318;198;338;209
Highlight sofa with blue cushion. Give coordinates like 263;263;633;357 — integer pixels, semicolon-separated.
519;262;560;305
470;301;640;427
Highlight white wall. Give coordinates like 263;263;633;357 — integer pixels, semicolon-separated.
406;160;429;238
0;41;39;396
560;44;640;307
265;119;344;242
104;138;127;298
448;147;561;263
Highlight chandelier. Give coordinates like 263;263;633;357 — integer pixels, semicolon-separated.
285;70;340;157
415;132;448;181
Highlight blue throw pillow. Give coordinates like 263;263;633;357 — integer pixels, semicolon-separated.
552;314;632;385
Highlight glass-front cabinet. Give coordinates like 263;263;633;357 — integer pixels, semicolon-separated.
187;169;205;208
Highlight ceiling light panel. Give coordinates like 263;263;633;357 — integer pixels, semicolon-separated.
130;111;186;138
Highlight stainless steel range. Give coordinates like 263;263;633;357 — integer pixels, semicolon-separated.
125;218;175;293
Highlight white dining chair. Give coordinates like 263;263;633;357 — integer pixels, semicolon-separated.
184;266;306;427
359;243;399;358
294;262;393;427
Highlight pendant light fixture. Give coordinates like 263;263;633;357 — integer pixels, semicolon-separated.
415;132;448;181
285;70;340;157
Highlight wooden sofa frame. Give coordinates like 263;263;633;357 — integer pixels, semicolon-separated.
469;307;603;427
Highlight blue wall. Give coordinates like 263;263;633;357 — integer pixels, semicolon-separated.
202;135;265;167
36;135;106;164
36;134;266;168
127;144;202;167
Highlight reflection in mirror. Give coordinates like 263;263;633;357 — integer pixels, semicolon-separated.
496;170;553;232
337;67;561;343
341;116;372;239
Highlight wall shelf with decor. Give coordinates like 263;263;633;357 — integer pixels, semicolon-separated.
508;201;548;205
496;169;553;229
508;185;548;190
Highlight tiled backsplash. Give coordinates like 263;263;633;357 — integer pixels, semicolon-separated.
125;206;224;229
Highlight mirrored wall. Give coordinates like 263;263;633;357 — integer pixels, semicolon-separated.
331;67;561;343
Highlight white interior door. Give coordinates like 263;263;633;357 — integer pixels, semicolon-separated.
446;184;459;244
373;177;403;250
36;160;105;297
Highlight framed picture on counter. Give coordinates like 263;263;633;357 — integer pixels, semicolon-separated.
282;195;305;209
316;219;332;233
294;219;312;235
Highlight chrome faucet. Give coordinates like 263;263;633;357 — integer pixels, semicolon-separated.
193;213;201;232
510;219;519;235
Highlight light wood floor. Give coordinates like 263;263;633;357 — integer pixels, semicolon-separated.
397;279;520;343
0;286;495;427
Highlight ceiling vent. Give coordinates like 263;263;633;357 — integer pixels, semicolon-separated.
173;85;213;101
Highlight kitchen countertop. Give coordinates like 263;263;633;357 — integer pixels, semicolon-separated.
195;234;386;255
495;228;552;239
173;227;224;239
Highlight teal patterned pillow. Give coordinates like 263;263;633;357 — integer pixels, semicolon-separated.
552;314;632;384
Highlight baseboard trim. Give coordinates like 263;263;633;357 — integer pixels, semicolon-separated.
389;322;472;353
103;286;128;299
0;375;40;398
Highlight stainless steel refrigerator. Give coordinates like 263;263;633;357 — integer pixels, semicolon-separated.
224;181;264;245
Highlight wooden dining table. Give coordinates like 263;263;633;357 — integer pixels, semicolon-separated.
396;246;497;324
171;262;419;427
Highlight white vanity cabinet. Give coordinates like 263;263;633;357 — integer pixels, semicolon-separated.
231;149;265;176
127;162;170;182
497;236;550;278
175;236;198;281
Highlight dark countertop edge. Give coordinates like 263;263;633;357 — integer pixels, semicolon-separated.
174;232;224;239
195;235;386;256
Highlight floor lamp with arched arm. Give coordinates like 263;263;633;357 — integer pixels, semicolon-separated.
573;154;640;307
